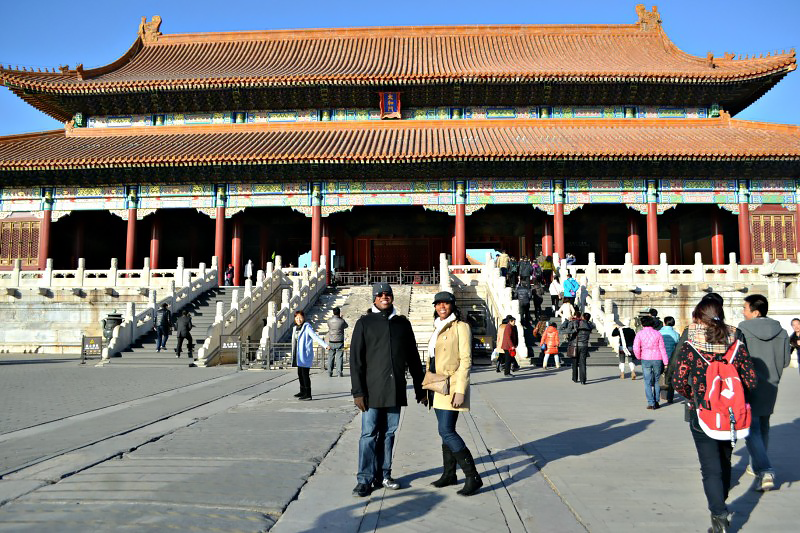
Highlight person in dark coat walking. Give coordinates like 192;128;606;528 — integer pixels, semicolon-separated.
568;313;594;384
531;280;545;320
518;256;533;283
154;303;172;353
738;294;791;492
174;310;194;363
350;282;427;497
515;281;532;327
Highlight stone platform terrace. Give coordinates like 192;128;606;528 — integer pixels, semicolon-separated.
0;353;797;532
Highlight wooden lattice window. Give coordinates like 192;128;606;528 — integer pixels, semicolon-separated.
751;213;796;262
0;220;40;267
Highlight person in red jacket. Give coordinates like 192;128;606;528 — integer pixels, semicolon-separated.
540;319;561;369
500;315;519;376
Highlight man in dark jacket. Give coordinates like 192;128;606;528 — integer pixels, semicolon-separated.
350;282;426;497
154;303;172;353
326;307;348;377
518;257;533;283
515;281;532;327
568;313;594;384
174;310;195;365
739;294;791;492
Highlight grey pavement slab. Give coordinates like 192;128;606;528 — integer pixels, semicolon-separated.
0;354;236;434
0;369;283;477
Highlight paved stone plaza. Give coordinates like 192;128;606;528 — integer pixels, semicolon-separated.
0;356;797;532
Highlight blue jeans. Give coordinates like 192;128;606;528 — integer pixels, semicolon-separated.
745;415;772;474
156;327;170;350
641;360;663;406
435;408;466;453
357;407;401;485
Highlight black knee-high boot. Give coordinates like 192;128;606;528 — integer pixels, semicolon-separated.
453;448;483;496
431;444;457;488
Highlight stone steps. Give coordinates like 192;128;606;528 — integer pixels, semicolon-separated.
112;288;236;366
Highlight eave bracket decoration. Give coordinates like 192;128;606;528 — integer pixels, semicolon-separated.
656;203;677;215
626;203;649;215
719;203;740;215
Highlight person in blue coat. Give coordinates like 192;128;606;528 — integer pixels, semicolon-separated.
562;272;580;305
291;310;329;401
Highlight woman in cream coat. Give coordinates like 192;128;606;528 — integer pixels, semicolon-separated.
426;291;483;496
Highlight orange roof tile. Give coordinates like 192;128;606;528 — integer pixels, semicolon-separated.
1;7;795;94
1;116;798;171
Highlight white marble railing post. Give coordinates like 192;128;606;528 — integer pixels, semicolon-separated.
215;301;225;323
125;301;136;347
176;257;185;286
76;258;86;286
727;252;739;281
658;253;669;282
692;252;704;282
440;253;451;291
11;259;21;286
244;279;253;300
256;269;264;286
149;289;157;311
292;277;301;296
622;253;633;282
274;255;282;270
142;257;151;285
266;262;274;278
763;252;771;264
604;298;616;327
230;289;240;312
168;280;176;310
108;258;118;285
587;253;598;283
282;288;291;309
42;258;53;288
198;262;207;279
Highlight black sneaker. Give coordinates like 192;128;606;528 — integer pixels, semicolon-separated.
293;392;304;398
353;483;371;498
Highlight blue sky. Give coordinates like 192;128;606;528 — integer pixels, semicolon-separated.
0;0;797;136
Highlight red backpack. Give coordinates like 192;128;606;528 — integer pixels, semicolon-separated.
689;340;751;444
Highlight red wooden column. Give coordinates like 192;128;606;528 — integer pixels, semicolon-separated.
554;205;565;258
231;217;243;286
310;206;322;265
627;213;640;265
214;186;226;282
670;222;682;264
125;209;136;270
553;180;565;258
310;183;322;265
597;223;608;264
149;213;161;269
37;191;53;270
711;209;725;265
321;219;331;284
796;204;800;263
541;217;553;257
737;182;752;264
455;204;466;265
738;205;752;264
646;203;659;265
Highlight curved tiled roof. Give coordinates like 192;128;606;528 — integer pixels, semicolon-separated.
1;116;798;171
1;7;795;94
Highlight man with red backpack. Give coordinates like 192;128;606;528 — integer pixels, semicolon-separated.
673;298;757;533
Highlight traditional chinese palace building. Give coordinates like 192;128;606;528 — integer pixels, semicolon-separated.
1;5;799;283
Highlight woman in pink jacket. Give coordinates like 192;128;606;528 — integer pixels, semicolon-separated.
632;315;668;409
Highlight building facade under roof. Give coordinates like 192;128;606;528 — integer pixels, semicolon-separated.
0;5;798;282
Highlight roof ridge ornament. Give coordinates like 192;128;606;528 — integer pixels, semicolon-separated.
138;15;162;44
635;4;661;32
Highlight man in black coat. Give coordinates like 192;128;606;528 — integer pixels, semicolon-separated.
174;310;194;364
515;281;532;327
350;282;426;497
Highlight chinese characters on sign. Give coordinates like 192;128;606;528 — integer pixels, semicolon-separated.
379;92;401;119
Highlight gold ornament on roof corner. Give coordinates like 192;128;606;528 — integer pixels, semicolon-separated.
635;5;661;32
138;15;163;44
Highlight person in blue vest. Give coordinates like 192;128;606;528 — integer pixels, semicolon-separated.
291;310;329;401
562;272;580;305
